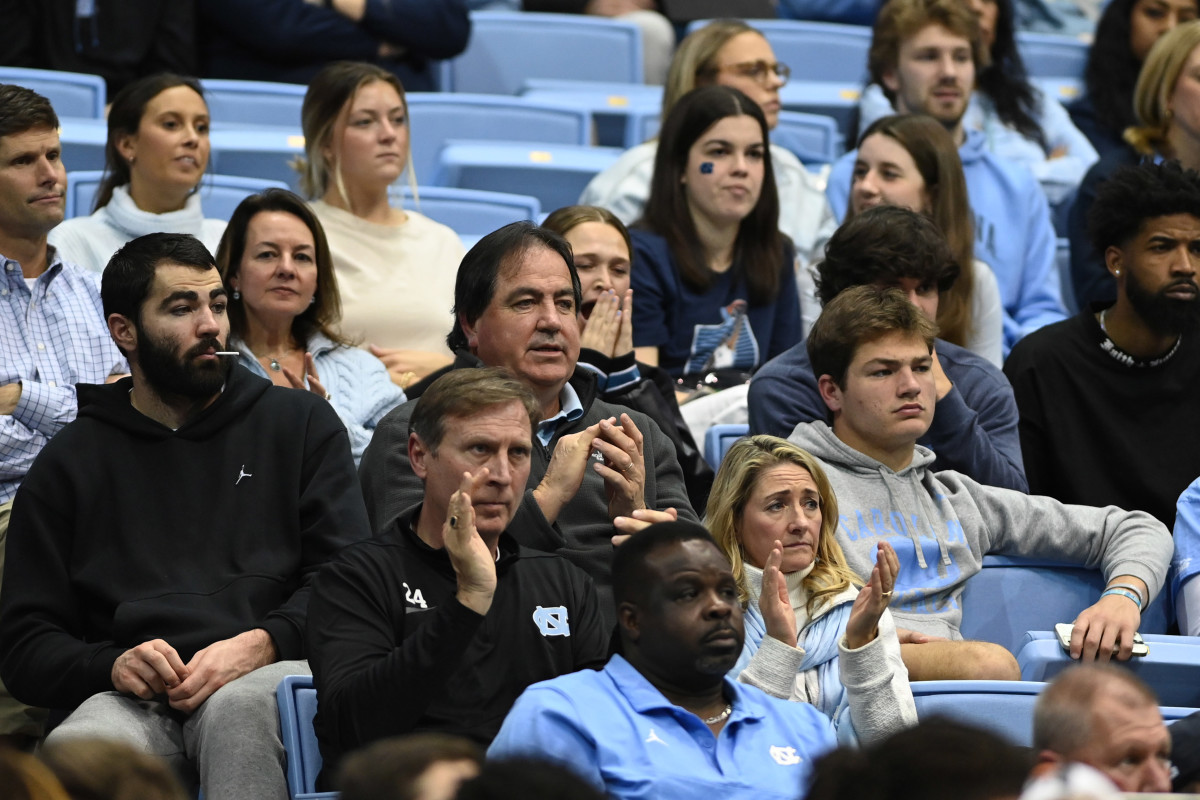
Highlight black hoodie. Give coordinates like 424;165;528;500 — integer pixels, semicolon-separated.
0;365;370;710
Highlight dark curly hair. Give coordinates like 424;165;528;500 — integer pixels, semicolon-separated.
816;205;961;307
1088;160;1200;255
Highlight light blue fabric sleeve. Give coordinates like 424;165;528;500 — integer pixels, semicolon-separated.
1172;477;1200;601
1004;176;1066;352
487;687;606;790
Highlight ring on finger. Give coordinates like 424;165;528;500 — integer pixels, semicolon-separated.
881;590;894;598
621;461;635;473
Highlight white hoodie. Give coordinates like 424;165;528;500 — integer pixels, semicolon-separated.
789;421;1172;639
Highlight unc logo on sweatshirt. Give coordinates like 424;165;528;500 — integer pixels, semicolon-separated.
532;605;570;637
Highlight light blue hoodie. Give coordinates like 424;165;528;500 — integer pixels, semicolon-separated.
826;128;1067;355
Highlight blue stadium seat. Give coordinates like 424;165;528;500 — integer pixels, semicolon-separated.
779;81;862;142
276;675;336;800
623;109;843;165
521;79;662;148
911;680;1048;746
433;141;623;214
1016;32;1089;80
66;171;289;221
406;94;593;185
388;185;541;242
0;67;106;118
772;111;845;166
913;680;1198;747
686;19;874;84
201;80;307;128
704;423;749;470
1017;631;1200;708
57;117;108;173
208;129;306;191
440;11;643;94
959;555;1172;655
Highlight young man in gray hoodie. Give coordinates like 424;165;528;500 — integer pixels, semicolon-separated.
791;285;1172;681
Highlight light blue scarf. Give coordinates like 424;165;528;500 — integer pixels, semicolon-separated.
735;597;858;744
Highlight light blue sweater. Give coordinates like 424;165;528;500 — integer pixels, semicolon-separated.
232;332;404;466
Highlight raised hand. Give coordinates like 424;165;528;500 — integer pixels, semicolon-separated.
580;289;622;357
444;469;499;615
282;353;330;401
845;541;899;649
761;542;798;646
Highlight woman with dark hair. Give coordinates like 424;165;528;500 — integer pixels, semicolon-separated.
858;0;1097;205
542;204;714;509
1071;0;1198;160
49;73;225;272
299;61;465;390
216;188;404;465
847;114;1004;365
631;85;802;391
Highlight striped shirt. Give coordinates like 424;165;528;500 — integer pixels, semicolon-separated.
1;247;125;503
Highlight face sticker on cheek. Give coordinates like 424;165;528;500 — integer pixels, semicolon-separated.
699;162;714;174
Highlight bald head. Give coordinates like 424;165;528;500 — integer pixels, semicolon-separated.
1033;665;1170;793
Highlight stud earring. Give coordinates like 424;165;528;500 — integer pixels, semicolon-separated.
309;295;316;305
232;289;240;300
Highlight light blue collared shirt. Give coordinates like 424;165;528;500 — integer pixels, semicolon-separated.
0;248;126;503
536;382;585;447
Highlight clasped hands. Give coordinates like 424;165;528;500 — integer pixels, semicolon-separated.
533;412;647;524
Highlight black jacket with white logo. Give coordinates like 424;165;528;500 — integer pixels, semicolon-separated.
0;365;370;709
308;503;609;784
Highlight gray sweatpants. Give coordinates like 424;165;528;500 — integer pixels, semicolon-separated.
46;659;310;800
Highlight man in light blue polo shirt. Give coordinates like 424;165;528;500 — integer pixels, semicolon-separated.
489;520;837;800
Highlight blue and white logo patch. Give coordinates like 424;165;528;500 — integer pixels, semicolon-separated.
532;605;570;637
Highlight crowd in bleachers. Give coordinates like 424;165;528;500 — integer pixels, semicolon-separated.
7;1;1200;798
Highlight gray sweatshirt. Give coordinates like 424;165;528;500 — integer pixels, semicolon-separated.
789;422;1172;639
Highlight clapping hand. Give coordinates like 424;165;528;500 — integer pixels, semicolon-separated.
845;541;900;649
444;469;499;616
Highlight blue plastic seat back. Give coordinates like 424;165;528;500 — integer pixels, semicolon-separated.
0;67;106;118
388;185;541;237
441;11;643;94
773;111;844;166
1018;631;1200;708
276;675;336;800
406;94;592;186
704;423;749;470
67;171;288;222
207;129;306;191
686;19;873;84
960;555;1172;655
434;141;623;215
58;117;108;174
911;680;1048;746
201;80;307;128
1016;32;1089;80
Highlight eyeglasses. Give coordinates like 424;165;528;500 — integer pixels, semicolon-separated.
716;60;791;86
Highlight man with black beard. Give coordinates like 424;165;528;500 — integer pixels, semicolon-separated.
489;521;838;800
0;233;370;800
1006;161;1200;527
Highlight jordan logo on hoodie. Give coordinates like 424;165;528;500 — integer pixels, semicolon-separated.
236;465;252;485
